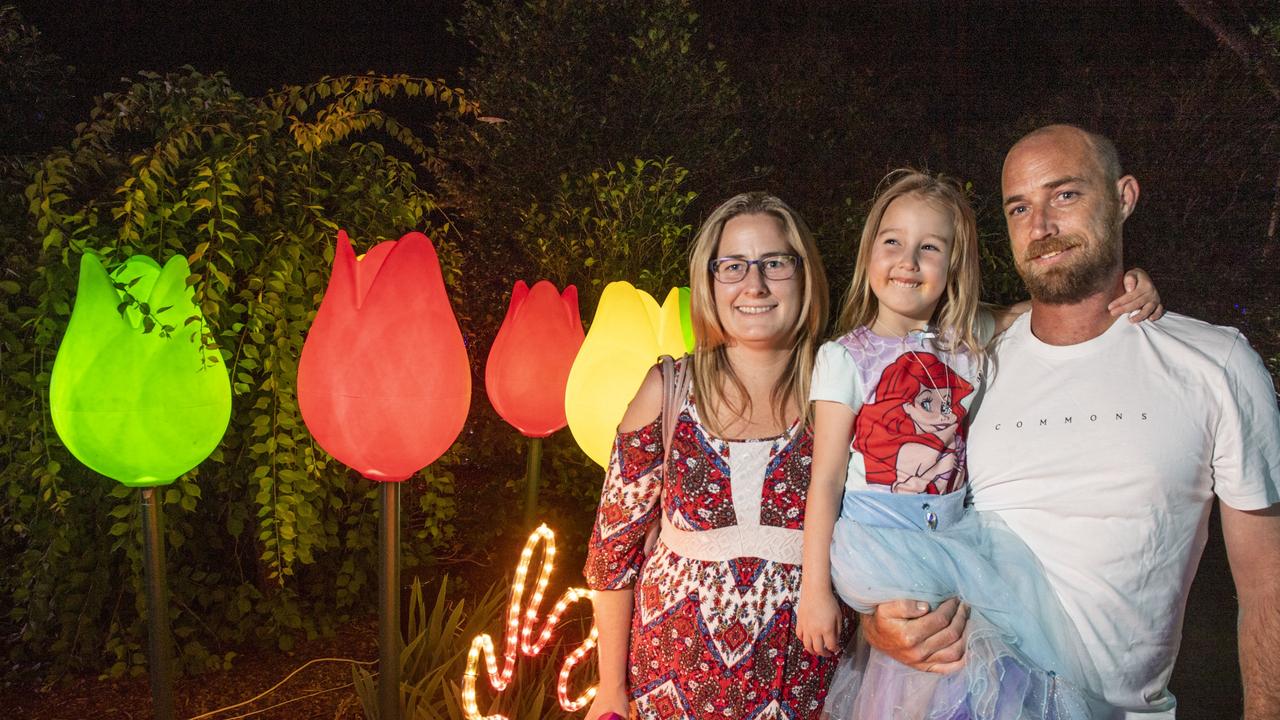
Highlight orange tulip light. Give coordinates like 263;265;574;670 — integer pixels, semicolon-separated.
298;230;470;720
298;230;470;481
485;281;583;438
485;281;584;526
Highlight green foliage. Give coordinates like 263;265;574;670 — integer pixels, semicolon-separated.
352;577;500;719
0;5;73;154
1;67;472;678
428;3;744;470
353;575;592;720
436;0;741;269
500;157;697;531
420;4;741;537
516;157;696;308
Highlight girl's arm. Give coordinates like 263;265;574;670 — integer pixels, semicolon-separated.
989;268;1164;335
1107;268;1164;322
797;399;855;658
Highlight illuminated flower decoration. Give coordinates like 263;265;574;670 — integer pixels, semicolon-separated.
50;253;232;486
298;231;470;481
485;281;584;438
564;282;692;467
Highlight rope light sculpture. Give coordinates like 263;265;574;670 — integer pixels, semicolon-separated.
462;525;599;719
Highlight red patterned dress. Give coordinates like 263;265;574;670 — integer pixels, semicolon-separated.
584;377;851;720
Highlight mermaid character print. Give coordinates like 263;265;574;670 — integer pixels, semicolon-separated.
852;352;974;495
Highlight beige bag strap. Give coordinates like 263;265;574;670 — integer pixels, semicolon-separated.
645;355;689;557
659;355;690;464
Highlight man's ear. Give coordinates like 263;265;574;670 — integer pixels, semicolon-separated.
1116;175;1140;220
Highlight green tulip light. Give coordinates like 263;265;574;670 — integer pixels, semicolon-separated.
51;253;231;483
50;251;231;720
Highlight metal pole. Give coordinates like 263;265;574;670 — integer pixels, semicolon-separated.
523;436;543;527
140;487;175;720
378;481;402;720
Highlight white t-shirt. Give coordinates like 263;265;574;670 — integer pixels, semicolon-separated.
968;311;1280;718
811;319;990;494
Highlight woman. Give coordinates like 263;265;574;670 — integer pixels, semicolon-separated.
584;192;851;720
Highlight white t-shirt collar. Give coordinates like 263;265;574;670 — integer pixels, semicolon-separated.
1017;311;1131;360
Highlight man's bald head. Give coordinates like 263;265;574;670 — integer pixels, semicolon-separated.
1007;124;1123;190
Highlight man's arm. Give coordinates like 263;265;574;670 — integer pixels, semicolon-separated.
859;597;968;673
1221;501;1280;718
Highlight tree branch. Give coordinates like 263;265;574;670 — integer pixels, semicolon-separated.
1177;0;1280;101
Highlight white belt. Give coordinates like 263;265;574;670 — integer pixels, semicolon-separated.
659;515;803;565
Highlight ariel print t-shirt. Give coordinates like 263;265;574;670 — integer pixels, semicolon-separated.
811;325;983;495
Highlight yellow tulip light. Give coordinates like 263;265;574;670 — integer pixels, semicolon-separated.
564;282;692;467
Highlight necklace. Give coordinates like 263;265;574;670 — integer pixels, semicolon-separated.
865;319;955;417
870;316;930;340
900;328;954;419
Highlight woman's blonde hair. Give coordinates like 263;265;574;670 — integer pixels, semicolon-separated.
835;169;983;357
687;192;829;437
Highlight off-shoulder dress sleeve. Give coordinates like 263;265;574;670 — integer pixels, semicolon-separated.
583;417;664;590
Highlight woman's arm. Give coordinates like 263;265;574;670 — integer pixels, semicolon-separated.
797;400;855;657
587;589;635;718
583;367;664;720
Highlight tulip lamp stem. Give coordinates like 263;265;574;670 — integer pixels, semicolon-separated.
524;436;543;527
140;488;175;720
379;482;402;720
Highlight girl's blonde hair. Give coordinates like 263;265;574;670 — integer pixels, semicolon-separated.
835;169;983;357
688;192;829;437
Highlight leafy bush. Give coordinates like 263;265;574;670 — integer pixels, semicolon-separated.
515;157;696;311
0;4;74;155
437;0;742;245
1;67;473;678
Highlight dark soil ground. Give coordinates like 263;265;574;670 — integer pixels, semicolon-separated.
0;504;1245;720
0;617;378;720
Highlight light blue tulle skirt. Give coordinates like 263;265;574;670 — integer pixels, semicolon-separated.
824;490;1109;720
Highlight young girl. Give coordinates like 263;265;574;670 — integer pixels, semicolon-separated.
796;170;1161;719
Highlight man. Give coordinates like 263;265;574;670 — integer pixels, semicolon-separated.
860;124;1280;718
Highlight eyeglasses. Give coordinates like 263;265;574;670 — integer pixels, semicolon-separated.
708;254;801;283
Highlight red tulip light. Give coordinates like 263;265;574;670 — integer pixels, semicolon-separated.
299;229;470;720
485;281;584;438
298;230;470;481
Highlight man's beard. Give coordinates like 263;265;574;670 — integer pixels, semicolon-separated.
1016;226;1122;305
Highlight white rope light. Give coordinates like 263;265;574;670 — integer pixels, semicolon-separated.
462;524;598;719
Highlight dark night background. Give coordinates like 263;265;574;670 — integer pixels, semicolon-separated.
21;0;1266;311
4;1;1275;718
